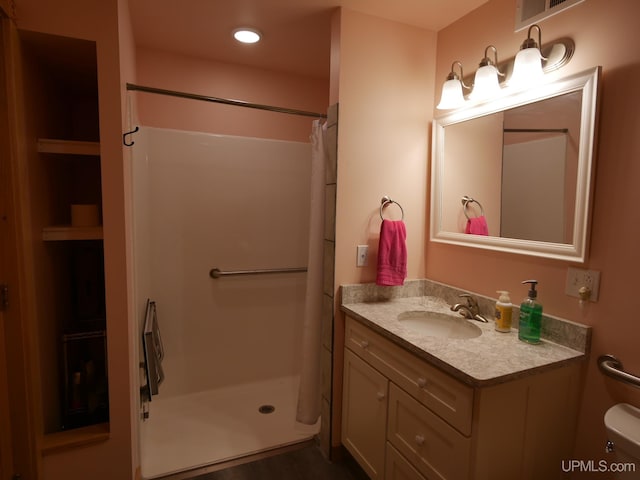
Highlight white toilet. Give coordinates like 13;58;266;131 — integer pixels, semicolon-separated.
605;403;640;478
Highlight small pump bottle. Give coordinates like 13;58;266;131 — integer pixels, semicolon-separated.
518;280;543;344
494;291;513;332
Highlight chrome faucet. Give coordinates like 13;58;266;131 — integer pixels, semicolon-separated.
451;294;489;323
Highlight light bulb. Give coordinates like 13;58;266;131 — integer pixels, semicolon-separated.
233;28;261;44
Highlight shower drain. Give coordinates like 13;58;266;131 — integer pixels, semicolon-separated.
258;404;275;414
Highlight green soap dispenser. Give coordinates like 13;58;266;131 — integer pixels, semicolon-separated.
518;280;542;344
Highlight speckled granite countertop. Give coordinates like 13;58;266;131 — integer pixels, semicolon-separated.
341;281;590;388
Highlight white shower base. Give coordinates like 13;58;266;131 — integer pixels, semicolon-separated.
140;375;320;479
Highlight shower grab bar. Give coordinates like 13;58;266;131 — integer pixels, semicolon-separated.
210;267;307;279
598;354;640;389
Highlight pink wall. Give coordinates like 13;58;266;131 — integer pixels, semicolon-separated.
334;8;436;286
134;48;329;142
433;0;640;471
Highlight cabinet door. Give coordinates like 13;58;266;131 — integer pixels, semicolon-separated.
342;348;388;480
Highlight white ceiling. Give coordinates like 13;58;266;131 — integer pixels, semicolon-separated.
129;0;488;79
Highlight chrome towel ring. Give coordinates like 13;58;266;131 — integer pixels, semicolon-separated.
380;196;404;221
462;196;484;220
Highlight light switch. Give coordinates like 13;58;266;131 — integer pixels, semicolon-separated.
356;245;368;267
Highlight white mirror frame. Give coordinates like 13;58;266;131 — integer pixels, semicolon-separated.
430;66;601;262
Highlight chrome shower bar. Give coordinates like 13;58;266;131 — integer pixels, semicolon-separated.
209;267;307;279
503;128;569;133
126;83;327;119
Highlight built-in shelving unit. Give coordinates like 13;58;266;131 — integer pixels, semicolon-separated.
37;135;108;434
17;31;109;448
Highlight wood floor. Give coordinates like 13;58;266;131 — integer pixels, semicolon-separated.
193;444;369;480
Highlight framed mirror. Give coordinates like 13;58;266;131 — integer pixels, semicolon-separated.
430;66;601;262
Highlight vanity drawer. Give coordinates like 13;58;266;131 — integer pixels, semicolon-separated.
388;383;471;480
385;443;427;480
345;316;473;436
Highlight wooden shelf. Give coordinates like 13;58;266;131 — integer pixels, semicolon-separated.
37;138;100;156
41;422;110;456
42;225;103;241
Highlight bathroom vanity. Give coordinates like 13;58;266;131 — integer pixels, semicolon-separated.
340;281;590;480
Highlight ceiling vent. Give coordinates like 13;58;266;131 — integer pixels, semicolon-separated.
515;0;586;31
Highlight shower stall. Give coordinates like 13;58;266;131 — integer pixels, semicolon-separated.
130;97;326;477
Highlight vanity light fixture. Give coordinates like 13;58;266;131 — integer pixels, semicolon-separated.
233;27;262;44
469;45;504;101
509;24;545;88
436;61;471;110
436;24;575;110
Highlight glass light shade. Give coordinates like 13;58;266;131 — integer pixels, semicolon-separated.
510;48;543;88
470;65;501;101
436;79;466;110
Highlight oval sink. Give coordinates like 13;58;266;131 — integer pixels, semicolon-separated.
397;311;482;339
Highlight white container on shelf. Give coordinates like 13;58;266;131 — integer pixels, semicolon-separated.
71;204;100;227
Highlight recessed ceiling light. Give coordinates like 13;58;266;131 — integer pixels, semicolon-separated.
233;28;261;44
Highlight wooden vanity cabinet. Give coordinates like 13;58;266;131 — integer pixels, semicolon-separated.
342;316;582;480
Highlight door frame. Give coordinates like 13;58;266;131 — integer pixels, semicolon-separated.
0;12;41;480
0;13;15;480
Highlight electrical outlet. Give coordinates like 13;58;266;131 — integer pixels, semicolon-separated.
566;267;600;302
356;245;368;267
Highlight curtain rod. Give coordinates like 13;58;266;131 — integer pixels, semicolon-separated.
504;128;569;133
126;83;327;119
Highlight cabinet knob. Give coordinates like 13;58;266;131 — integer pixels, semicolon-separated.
417;377;428;388
360;340;370;349
376;392;386;401
415;434;425;446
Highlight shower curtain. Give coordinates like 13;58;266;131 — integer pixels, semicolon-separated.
296;119;327;424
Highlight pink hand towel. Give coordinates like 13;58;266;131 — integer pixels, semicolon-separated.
465;216;489;236
376;220;407;286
